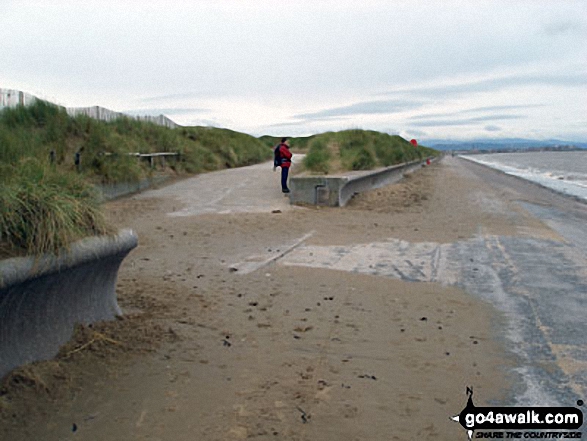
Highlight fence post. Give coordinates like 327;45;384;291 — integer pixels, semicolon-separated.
74;151;81;172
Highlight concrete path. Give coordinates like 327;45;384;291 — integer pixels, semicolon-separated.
136;157;303;216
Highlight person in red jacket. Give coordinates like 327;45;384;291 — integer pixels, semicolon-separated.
277;137;292;193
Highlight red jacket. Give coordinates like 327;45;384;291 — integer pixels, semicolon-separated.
278;144;292;168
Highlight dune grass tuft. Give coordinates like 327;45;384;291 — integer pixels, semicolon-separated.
0;159;109;255
303;138;332;173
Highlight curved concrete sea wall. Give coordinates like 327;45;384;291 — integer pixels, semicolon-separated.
97;175;173;201
339;159;426;206
0;230;138;378
290;158;435;207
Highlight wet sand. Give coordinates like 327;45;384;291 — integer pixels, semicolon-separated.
3;157;564;440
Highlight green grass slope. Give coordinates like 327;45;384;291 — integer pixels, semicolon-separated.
301;129;438;174
0;100;272;255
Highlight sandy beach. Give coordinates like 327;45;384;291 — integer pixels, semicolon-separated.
2;156;586;440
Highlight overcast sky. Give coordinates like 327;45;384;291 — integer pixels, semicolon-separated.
1;0;586;141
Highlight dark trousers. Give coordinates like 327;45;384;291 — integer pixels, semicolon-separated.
281;166;289;190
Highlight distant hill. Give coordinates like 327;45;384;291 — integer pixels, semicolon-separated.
425;138;587;152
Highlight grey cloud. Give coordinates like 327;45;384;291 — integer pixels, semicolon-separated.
484;125;502;132
267;120;315;129
411;114;526;127
542;20;584;37
124;107;209;116
466;104;545;113
268;116;353;128
137;92;208;103
294;99;423;120
403;129;428;138
187;119;227;128
410;104;544;120
386;73;587;99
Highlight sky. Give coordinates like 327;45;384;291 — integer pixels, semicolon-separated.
1;0;586;142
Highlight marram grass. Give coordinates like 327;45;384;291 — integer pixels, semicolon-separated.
0;100;270;255
0;159;110;256
302;130;438;174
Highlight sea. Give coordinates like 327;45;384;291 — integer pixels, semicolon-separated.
460;150;587;202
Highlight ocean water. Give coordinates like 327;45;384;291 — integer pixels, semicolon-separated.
460;151;587;201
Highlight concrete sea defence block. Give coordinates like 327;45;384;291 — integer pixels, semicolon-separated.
289;176;348;206
0;229;138;378
290;158;433;207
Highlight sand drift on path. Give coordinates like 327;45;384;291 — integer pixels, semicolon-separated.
3;157;586;440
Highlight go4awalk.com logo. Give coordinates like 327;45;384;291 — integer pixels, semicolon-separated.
450;387;584;440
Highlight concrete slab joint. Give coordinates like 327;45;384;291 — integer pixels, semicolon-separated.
290;157;435;207
0;229;138;378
